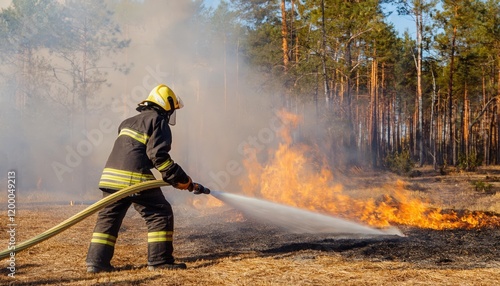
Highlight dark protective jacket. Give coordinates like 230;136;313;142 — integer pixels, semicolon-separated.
98;108;188;191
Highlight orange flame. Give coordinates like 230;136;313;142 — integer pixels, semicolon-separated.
239;109;500;230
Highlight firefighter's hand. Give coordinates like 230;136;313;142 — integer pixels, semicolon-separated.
172;176;192;190
189;183;210;195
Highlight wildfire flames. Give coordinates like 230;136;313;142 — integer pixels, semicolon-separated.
239;110;500;230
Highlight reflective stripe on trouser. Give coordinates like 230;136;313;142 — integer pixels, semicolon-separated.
86;232;117;269
91;233;117;246
86;188;174;267
148;231;173;243
147;231;174;266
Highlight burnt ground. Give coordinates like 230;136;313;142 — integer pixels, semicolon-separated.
0;204;498;285
0;167;499;285
178;209;500;270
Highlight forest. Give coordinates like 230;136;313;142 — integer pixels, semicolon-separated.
221;0;500;172
1;0;500;194
1;3;500;286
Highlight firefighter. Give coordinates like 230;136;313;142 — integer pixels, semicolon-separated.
86;84;207;273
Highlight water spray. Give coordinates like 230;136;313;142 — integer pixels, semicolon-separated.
0;180;403;260
210;190;404;236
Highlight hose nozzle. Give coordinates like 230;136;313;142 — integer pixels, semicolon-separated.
193;183;210;195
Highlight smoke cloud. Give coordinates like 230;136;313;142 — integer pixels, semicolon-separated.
0;1;282;203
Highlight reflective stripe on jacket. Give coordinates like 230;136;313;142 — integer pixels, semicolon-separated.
98;108;174;190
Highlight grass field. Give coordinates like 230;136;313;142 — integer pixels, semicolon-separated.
0;167;499;285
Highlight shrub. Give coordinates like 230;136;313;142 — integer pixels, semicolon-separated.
471;180;492;193
457;151;482;172
384;149;413;175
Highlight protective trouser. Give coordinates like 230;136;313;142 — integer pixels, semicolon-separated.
86;188;175;268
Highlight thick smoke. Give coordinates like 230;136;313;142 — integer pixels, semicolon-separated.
0;1;281;203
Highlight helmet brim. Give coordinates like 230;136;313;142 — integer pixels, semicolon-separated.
177;96;184;109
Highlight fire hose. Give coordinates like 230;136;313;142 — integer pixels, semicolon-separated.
0;179;402;260
0;180;209;260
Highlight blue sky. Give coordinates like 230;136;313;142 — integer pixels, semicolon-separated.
382;4;416;36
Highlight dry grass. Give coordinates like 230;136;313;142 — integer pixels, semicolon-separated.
1;168;499;285
340;166;500;214
2;243;499;285
62;256;500;286
0;204;497;286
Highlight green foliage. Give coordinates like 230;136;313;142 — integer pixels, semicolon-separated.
245;22;282;73
384;149;414;175
228;0;279;28
2;0;500;172
471;180;492;193
457;152;482;172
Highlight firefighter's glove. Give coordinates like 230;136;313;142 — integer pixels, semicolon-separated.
162;163;192;190
173;177;193;190
189;183;210;195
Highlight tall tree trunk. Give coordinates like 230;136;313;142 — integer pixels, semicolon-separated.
392;93;397;154
315;68;319;120
492;111;497;164
398;102;403;153
482;67;488;165
345;37;357;165
430;68;437;169
321;0;329;105
370;58;378;167
280;0;289;72
447;23;457;165
442;96;448;166
463;85;469;160
416;4;424;166
383;63;390;155
291;0;299;63
497;57;500;163
412;101;417;158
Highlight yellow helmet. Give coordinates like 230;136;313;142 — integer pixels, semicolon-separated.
140;84;184;112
